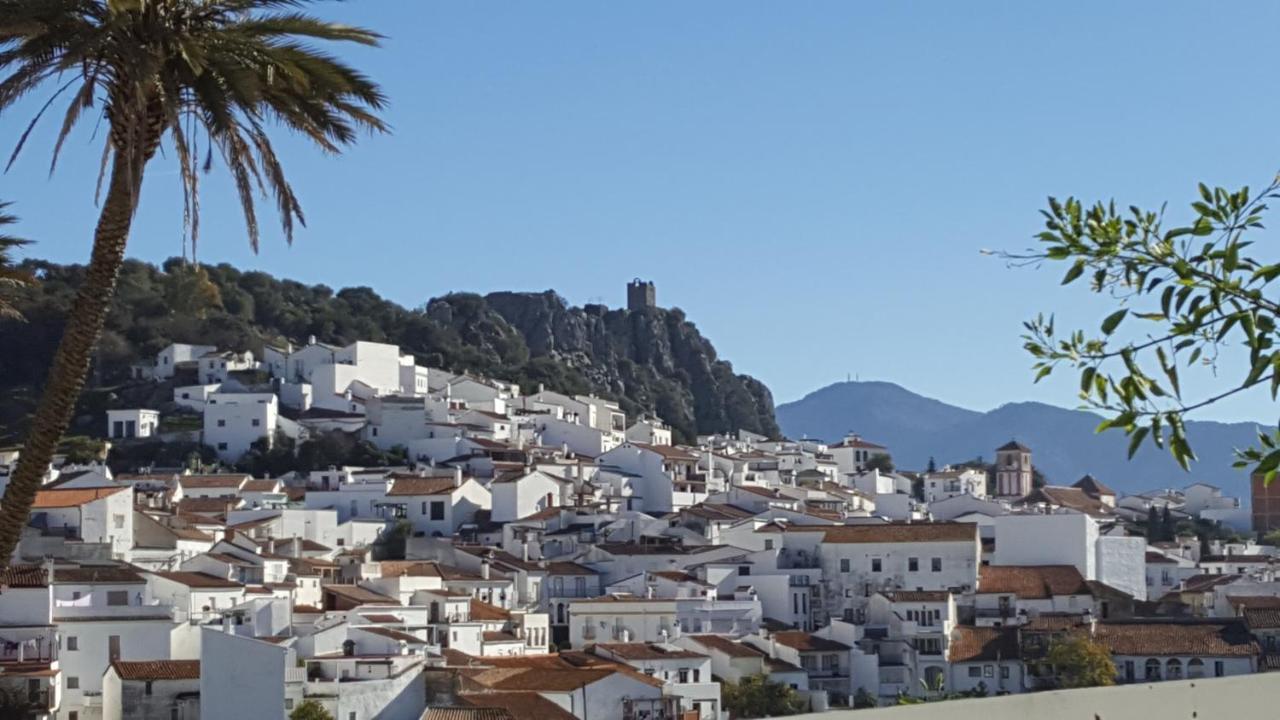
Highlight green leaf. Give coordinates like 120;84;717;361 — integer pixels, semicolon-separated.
1127;426;1150;459
1101;309;1128;335
1061;260;1085;285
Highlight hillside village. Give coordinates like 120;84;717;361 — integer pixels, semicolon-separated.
1;312;1278;720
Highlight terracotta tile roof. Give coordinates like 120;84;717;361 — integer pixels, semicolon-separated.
179;474;249;489
997;440;1031;452
483;631;521;643
1244;608;1280;630
360;613;402;624
829;437;887;450
595;643;707;660
1022;486;1111;516
1073;474;1116;497
386;477;459;496
686;634;764;658
457;692;577;720
1094;621;1259;657
770;631;850;652
1146;551;1177;564
53;566;145;584
150;571;243;589
463;667;616;692
112;660;201;681
0;564;48;587
948;626;1020;662
681;502;759;521
424;709;514;720
1229;595;1280;610
470;599;511;622
323;584;397;604
31;486;127;508
176;497;238;515
241;479;280;493
813;522;977;544
978;565;1090;599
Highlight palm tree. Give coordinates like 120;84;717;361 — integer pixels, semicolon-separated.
0;200;31;320
0;0;387;568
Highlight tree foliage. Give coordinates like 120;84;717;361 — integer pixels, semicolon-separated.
1011;179;1280;478
1046;635;1117;689
289;699;334;720
721;674;807;718
865;453;894;473
0;201;30;320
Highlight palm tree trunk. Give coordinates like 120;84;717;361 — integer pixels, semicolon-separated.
0;150;143;569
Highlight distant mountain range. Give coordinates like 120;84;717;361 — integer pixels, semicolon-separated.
776;381;1262;499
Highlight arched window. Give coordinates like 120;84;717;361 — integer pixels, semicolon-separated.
1145;658;1162;680
1187;658;1205;678
1166;659;1183;680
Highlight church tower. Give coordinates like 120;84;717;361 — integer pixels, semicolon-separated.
995;440;1032;497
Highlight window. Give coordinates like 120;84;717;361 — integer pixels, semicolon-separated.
968;666;981;678
285;700;294;710
738;565;751;576
145;681;153;695
251;419;260;427
429;501;445;521
1166;659;1183;680
66;636;78;651
839;559;850;573
917;638;942;655
1214;660;1225;677
217;443;228;451
678;669;689;683
107;590;129;606
908;557;919;572
931;557;942;572
1187;658;1205;679
764;539;774;550
66;677;79;690
983;665;994;678
693;669;700;682
217;419;226;427
171;708;180;720
1145;658;1162;680
113;514;125;530
1000;666;1010;679
70;713;78;720
871;558;882;572
72;591;81;600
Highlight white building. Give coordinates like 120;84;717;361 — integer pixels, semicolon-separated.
154;343;217;380
107;409;160;440
203;393;278;461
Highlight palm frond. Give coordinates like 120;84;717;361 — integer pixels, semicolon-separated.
1;0;388;257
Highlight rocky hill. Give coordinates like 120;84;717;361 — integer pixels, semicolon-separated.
0;258;778;444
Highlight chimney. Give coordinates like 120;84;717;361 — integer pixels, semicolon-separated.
481;558;491;580
307;335;316;346
454;466;463;487
538;383;545;394
521;541;529;563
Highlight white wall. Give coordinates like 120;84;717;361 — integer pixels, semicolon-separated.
204;393;278;461
200;629;287;720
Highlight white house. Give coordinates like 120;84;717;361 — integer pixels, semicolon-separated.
154;343;217;380
922;467;988;503
386;474;491;538
203;392;278;461
107;409;160;440
173;383;221;411
29;486;134;560
490;469;573;523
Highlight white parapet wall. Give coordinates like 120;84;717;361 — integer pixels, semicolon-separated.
788;674;1280;719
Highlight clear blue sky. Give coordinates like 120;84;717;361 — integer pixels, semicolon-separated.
4;1;1280;422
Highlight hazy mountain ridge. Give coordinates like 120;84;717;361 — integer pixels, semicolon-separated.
777;381;1260;497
